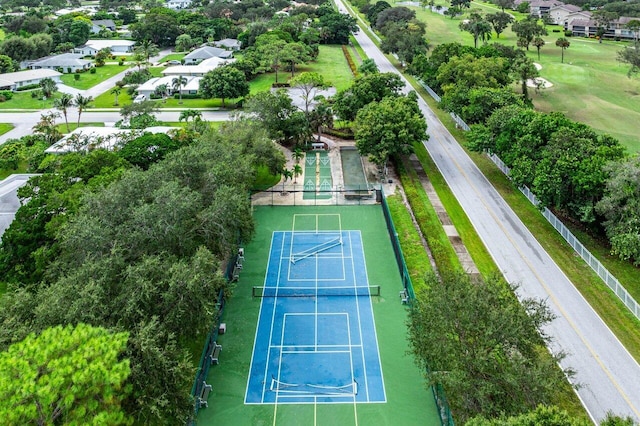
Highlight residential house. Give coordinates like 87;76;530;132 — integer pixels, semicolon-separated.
183;46;233;64
0;69;62;91
46;126;178;154
213;38;242;51
548;3;583;25
28;53;93;74
527;0;564;18
74;40;136;56
162;57;235;77
136;75;201;99
567;15;637;40
91;19;117;34
166;0;192;9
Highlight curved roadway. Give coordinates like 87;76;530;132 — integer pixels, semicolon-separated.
334;0;640;422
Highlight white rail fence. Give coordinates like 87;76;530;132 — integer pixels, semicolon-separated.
488;153;640;320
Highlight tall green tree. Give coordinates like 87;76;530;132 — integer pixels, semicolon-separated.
54;92;74;132
618;43;640;77
459;12;493;48
74;94;93;127
512;17;547;50
0;324;131;426
380;19;428;65
511;55;538;103
134;39;159;67
354;94;427;171
596;156;640;265
556;37;570;63
172;75;187;104
255;34;288;83
199;65;249;108
408;272;572;423
532;36;545;60
332;72;404;121
110;85;122;106
244;90;308;144
486;11;514;38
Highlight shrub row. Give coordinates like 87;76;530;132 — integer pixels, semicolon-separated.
0;90;14;102
16;84;40;92
173;93;201;99
341;45;359;78
395;157;461;276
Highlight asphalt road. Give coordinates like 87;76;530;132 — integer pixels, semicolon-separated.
334;0;640;422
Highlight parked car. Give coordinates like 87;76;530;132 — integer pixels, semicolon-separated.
133;94;146;103
167;60;181;65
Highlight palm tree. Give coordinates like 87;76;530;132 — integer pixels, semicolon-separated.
532;37;545;61
172;76;187;104
39;77;58;99
135;39;159;68
292;164;302;184
179;109;202;123
53;93;74;132
556;37;570;63
74;94;93;128
155;84;168;102
110;86;122;106
281;168;293;194
292;147;304;164
32;111;61;145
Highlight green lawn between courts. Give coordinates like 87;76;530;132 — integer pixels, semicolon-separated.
197;205;440;426
411;0;640;151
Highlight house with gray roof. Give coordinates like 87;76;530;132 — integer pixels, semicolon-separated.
183;46;233;64
28;53;93;74
166;0;193;9
0;69;62;90
74;40;136;56
91;19;117;34
213;38;242;51
548;3;583;25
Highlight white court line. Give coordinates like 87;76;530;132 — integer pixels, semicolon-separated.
269;344;362;349
245;231;277;404
262;233;288;404
356;230;388;403
281;349;352;354
348;231;370;402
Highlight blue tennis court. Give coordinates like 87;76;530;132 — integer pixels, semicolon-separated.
245;216;386;406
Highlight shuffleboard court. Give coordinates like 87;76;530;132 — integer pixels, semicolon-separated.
246;213;385;406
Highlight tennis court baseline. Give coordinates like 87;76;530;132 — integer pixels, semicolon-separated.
245;216;386;405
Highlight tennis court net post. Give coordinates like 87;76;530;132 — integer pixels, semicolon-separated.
252;285;381;298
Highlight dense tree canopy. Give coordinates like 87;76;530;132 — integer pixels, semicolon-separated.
0;324;131;426
354;94;427;168
409;273;571;423
333;72;404;121
199;65;250;107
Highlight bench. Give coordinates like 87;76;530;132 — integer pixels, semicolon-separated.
209;342;222;365
399;289;409;304
198;381;212;408
312;142;325;151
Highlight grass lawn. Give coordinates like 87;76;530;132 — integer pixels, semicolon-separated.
0;160;28;180
157;53;186;63
0;90;61;110
59;65;132;90
55;122;105;133
0;123;14;135
410;1;640;151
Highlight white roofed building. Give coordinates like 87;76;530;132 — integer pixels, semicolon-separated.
136;76;201;98
46;126;178;154
0;69;62;90
74;40;136;56
28;53;93;74
161;57;235;77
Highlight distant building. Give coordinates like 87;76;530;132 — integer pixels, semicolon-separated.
28;53;92;74
74;40;136;56
46;126;178;154
161;57;235;77
0;69;62;91
166;0;193;10
91;19;117;34
136;75;201;99
183;46;233;64
213;38;242;51
548;3;582;25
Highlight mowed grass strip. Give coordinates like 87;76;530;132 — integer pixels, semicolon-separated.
386;191;434;289
397;157;462;275
0;123;14;135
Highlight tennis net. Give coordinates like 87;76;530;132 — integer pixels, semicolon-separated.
252;285;380;298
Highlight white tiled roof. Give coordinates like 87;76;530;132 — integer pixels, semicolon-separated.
0;68;62;83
